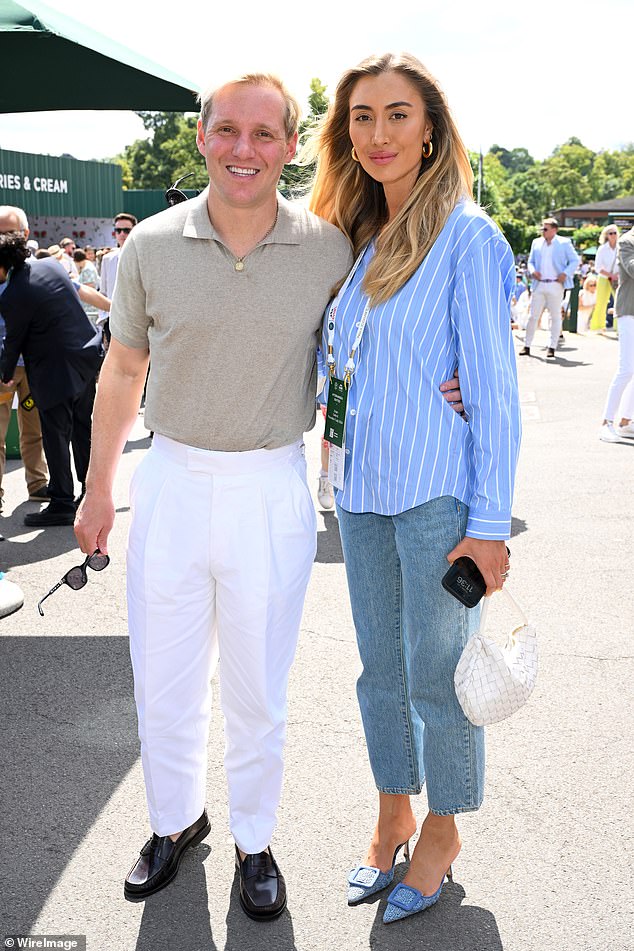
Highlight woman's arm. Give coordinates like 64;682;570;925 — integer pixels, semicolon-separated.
450;233;522;593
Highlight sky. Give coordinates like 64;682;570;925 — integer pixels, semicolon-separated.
0;0;632;164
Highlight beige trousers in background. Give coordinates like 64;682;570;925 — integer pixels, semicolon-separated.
0;366;48;504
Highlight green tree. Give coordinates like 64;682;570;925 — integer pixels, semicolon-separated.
110;111;206;191
489;144;535;175
279;78;329;196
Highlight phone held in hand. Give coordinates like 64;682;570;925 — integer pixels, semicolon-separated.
441;557;486;608
441;547;511;608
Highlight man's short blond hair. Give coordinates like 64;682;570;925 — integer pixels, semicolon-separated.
198;73;301;140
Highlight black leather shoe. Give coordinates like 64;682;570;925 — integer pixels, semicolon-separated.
124;809;211;902
24;505;75;527
547;347;556;358
518;346;530;356
235;845;287;921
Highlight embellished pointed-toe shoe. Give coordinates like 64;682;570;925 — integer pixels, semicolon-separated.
347;841;410;905
383;866;452;923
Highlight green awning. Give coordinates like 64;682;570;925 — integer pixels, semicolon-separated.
0;0;199;112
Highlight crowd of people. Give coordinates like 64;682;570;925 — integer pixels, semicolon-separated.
511;223;621;337
0;51;632;934
0;210;137;527
507;218;634;442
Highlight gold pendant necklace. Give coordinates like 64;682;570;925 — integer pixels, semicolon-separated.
233;207;278;272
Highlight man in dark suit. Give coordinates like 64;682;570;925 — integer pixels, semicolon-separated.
0;212;103;526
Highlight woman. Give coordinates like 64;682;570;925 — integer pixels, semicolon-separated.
73;248;101;330
590;226;619;331
309;53;521;924
577;273;597;332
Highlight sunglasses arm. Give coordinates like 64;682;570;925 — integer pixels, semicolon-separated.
37;580;65;617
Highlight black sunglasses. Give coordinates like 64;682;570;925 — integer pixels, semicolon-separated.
38;549;110;616
165;172;198;207
114;227;132;234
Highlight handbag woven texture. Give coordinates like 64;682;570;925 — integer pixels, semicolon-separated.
454;586;537;726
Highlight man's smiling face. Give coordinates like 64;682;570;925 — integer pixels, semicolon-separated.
197;82;297;212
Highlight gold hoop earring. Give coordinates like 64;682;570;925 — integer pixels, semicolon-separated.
351;146;360;162
422;139;433;159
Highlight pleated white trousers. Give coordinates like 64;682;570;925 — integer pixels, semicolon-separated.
126;434;317;853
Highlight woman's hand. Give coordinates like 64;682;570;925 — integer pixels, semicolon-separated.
439;369;464;414
446;537;510;596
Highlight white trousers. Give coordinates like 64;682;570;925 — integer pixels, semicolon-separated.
127;434;317;852
602;315;634;421
525;282;564;348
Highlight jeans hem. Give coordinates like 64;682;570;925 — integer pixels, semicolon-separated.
377;785;424;795
430;803;482;816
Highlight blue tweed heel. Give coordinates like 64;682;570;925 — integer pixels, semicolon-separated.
383;865;452;923
347;841;410;905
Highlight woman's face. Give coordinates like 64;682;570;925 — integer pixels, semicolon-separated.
348;72;431;198
607;230;618;247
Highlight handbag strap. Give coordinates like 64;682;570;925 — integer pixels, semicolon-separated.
478;585;529;632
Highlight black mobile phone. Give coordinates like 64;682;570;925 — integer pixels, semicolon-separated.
441;557;486;608
441;547;511;609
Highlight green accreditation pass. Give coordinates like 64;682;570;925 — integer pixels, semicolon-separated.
324;377;347;449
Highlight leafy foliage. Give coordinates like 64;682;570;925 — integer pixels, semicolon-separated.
572;225;603;250
475;135;634;254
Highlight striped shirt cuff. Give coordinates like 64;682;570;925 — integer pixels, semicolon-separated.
466;511;512;541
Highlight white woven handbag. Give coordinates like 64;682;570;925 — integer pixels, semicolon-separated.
454;586;537;726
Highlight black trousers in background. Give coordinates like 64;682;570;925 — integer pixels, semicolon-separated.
37;376;96;511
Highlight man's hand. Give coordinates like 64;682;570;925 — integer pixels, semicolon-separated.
557;273;566;284
74;489;115;556
439;369;464;414
446;537;509;596
532;270;542;281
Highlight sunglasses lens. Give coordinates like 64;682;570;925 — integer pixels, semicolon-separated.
88;552;109;571
66;567;86;590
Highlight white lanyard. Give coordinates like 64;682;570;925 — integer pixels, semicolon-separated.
326;245;371;386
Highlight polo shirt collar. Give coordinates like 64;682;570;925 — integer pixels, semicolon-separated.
182;187;301;246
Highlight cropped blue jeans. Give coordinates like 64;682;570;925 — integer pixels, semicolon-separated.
337;496;485;815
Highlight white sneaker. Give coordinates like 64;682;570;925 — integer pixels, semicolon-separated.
0;574;24;619
599;423;622;443
317;475;335;509
617;422;634;438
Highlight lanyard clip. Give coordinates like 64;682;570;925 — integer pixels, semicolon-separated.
327;346;336;380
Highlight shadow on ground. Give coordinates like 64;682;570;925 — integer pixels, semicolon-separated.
368;878;502;951
315;510;344;564
0;636;138;935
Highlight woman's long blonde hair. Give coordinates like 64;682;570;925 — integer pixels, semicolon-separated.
308;53;473;305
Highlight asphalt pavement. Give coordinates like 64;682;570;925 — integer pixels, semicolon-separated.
1;326;632;951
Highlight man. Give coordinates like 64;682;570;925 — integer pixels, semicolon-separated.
59;237;79;280
0;209;105;527
520;217;579;358
0;207;49;512
98;213;137;337
74;72;465;919
74;73;351;921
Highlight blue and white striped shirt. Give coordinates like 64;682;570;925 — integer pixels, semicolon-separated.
322;201;521;540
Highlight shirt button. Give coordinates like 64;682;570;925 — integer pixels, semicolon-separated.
345;449;351;455
350;409;356;416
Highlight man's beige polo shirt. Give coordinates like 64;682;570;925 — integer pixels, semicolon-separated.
110;189;352;451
